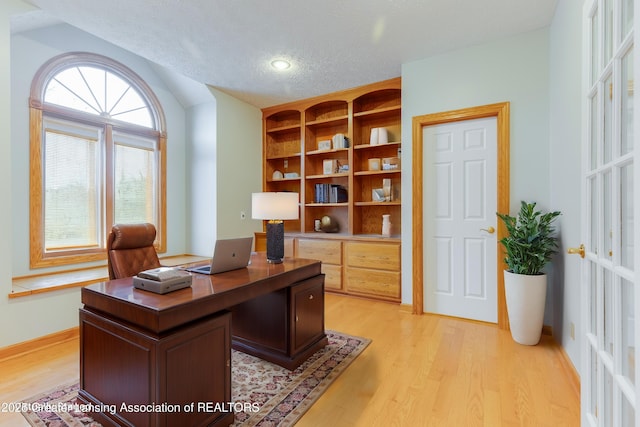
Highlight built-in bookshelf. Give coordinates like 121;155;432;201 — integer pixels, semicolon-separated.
262;77;402;237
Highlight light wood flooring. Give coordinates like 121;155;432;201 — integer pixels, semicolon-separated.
0;293;579;426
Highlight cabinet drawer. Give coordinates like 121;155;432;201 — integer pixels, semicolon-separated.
345;268;400;300
345;242;400;271
322;264;342;291
297;239;342;265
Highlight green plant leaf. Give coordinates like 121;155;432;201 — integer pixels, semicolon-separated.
496;201;561;275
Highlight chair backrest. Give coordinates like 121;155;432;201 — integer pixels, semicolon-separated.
107;223;161;279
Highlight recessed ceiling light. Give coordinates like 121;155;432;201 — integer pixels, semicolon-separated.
271;59;291;70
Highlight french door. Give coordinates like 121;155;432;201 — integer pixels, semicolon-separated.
581;0;638;425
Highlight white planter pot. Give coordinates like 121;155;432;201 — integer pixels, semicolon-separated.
504;270;547;345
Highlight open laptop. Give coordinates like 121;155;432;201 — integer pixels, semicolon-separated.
187;237;253;275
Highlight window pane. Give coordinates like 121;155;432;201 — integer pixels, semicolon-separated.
590;346;598;420
622;0;633;40
45;66;153;128
620;163;634;269
592;8;599;85
604;0;613;63
604;368;613;426
114;143;156;225
591;94;598;170
589;261;598;335
603;170;612;259
590;176;598;255
621;49;634;156
603;75;613;164
44;130;100;250
45;68;101;116
622;395;635;427
604;269;613;357
621;278;635;385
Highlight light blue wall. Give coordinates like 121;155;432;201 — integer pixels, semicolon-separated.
401;29;553;317
208;87;263;242
548;0;584;371
187;101;219;256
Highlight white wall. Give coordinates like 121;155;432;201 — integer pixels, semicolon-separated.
548;0;585;371
401;29;553;317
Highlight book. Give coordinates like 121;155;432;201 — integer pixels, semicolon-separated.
137;267;190;281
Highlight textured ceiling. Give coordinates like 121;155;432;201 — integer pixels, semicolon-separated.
16;0;558;109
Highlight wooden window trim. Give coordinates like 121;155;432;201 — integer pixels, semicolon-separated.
29;52;167;269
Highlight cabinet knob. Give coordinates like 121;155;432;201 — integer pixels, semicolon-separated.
309;294;314;300
226;359;230;367
295;315;299;322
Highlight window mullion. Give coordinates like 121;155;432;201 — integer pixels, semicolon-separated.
104;124;114;245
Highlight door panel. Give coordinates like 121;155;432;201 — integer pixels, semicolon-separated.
423;117;497;323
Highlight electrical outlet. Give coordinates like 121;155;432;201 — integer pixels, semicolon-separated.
240;211;246;220
284;159;288;169
570;322;575;340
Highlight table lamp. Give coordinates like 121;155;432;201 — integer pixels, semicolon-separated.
252;192;299;263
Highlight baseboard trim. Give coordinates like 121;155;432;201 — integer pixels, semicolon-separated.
556;341;580;399
0;327;79;362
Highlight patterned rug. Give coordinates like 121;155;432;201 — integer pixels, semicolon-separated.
20;330;369;427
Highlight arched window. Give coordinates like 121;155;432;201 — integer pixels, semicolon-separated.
29;52;167;268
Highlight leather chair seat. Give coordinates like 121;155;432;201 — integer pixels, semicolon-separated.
107;223;161;279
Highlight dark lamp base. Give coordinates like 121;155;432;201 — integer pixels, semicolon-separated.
266;221;285;264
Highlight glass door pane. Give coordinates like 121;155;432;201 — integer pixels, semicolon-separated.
620;163;634;269
621;50;633;156
621;278;635;385
604;74;613;164
621;0;633;39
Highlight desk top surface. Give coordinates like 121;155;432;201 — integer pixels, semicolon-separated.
81;254;322;333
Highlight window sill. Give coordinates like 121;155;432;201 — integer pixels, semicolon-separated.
9;255;209;299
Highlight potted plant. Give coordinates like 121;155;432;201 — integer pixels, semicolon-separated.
497;201;561;345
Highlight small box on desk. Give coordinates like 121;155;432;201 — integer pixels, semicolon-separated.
133;270;192;294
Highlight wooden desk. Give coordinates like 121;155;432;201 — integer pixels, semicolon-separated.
78;255;327;427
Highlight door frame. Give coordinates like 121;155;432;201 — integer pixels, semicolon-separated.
411;102;511;329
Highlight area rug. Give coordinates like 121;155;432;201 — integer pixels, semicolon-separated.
20;330;370;427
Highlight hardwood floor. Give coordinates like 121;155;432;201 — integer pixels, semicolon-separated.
0;293;579;426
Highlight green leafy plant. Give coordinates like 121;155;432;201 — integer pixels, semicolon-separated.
496;201;561;275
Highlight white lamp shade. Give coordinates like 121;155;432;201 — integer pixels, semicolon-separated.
252;192;299;220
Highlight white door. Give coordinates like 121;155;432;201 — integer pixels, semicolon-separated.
423;117;498;323
581;0;638;425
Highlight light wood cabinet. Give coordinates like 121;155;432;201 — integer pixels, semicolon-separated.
297;239;343;291
262;78;402;303
292;236;400;302
344;241;401;301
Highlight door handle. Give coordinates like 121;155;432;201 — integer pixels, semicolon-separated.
480;226;495;234
567;244;585;258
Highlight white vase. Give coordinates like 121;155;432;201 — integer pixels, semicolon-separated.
504;270;547;345
382;214;391;236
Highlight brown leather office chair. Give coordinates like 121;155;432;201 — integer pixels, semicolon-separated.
107;223;161;279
